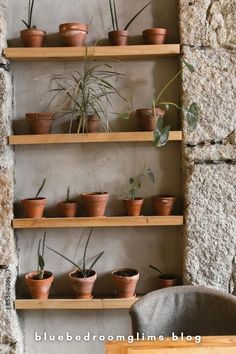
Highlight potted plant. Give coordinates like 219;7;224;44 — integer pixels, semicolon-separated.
123;167;155;216
25;233;54;299
111;268;139;298
46;229;104;299
149;264;177;288
21;0;46;47
58;186;78;218
142;28;167;45
81;192;109;217
49;47;125;133
108;0;151;46
59;22;88;47
25;112;55;134
21;178;47;218
152;195;175;216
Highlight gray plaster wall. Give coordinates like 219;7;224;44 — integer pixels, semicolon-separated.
6;1;181;353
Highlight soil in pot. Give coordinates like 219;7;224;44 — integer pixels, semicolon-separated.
58;202;78;217
142;28;167;45
26;113;54;134
81;192;109;217
21;198;47;218
111;268;139;298
152;195;175;216
123;198;144;216
20;29;46;47
59;23;88;47
69;269;97;299
25;271;54;299
77;115;100;133
159;274;177;288
136;108;165;131
108;30;129;46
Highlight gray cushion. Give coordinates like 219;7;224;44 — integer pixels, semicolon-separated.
130;286;236;336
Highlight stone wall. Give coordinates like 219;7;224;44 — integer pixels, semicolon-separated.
180;0;236;293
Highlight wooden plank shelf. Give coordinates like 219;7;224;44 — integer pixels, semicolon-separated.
15;297;139;310
4;45;180;61
8;131;182;145
12;216;184;229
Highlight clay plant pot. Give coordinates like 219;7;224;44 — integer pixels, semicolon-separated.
20;29;46;47
78;115;100;133
25;271;54;299
142;28;167;45
26;113;54;134
59;23;88;47
136;108;165;131
81;192;109;217
159;274;177;288
108;30;129;46
112;268;139;298
123;198;144;216
69;269;97;299
58;202;78;217
21;198;47;218
153;195;175;216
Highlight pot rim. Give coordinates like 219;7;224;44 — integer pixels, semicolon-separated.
142;28;167;35
112;268;139;278
69;269;97;279
81;192;109;196
25;270;53;282
22;197;47;201
153;195;175;199
123;197;144;201
159;274;176;280
58;201;77;205
108;30;129;35
59;23;88;33
20;29;46;35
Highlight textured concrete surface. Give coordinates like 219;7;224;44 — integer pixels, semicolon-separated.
179;0;236;48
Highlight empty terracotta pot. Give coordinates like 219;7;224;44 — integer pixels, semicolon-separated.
59;23;88;46
78;115;100;133
112;268;139;298
123;198;144;216
136;108;165;131
81;192;109;217
69;269;97;299
108;30;129;46
21;198;47;218
142;28;167;44
25;271;54;299
26;112;54;134
159;274;177;288
153;195;175;216
20;29;46;47
58;202;78;217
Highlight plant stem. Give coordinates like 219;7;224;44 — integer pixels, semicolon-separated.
155;68;183;105
149;264;164;275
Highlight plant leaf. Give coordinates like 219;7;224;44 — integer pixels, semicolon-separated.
129;178;135;184
183;59;195;73
45;244;81;272
124;1;152;31
184;102;198;131
38;254;45;271
153;121;171;147
36;178;46;198
88;251;104;275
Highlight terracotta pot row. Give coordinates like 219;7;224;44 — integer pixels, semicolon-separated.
20;23;167;47
21;194;175;218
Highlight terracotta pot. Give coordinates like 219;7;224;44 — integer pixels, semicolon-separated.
59;23;88;47
25;271;54;299
136;108;165;131
159;274;177;288
58;202;78;217
152;195;175;216
112;268;139;298
123;198;144;216
26;112;54;134
20;29;46;47
142;28;167;45
78;115;100;133
108;30;129;46
69;269;97;299
21;198;47;218
81;192;109;217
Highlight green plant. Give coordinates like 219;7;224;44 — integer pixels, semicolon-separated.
66;186;71;202
149;264;164;276
48;47;125;133
22;0;36;29
128;167;155;200
37;232;46;280
35;178;46;198
45;229;104;278
109;0;152;31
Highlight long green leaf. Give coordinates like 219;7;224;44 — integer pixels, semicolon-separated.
45;244;81;272
36;178;46;198
124;1;152;31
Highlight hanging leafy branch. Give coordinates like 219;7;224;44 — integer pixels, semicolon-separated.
128;167;155;199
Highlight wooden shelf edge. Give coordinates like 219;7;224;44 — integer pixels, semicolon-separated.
8;131;183;145
12;216;184;229
15;297;140;310
4;45;180;61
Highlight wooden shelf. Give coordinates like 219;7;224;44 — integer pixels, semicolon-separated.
12;216;184;229
15;297;139;310
9;131;182;145
4;45;180;61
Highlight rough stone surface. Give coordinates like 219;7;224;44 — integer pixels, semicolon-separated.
0;0;7;63
185;143;236;164
179;0;236;48
182;46;236;144
183;164;236;293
